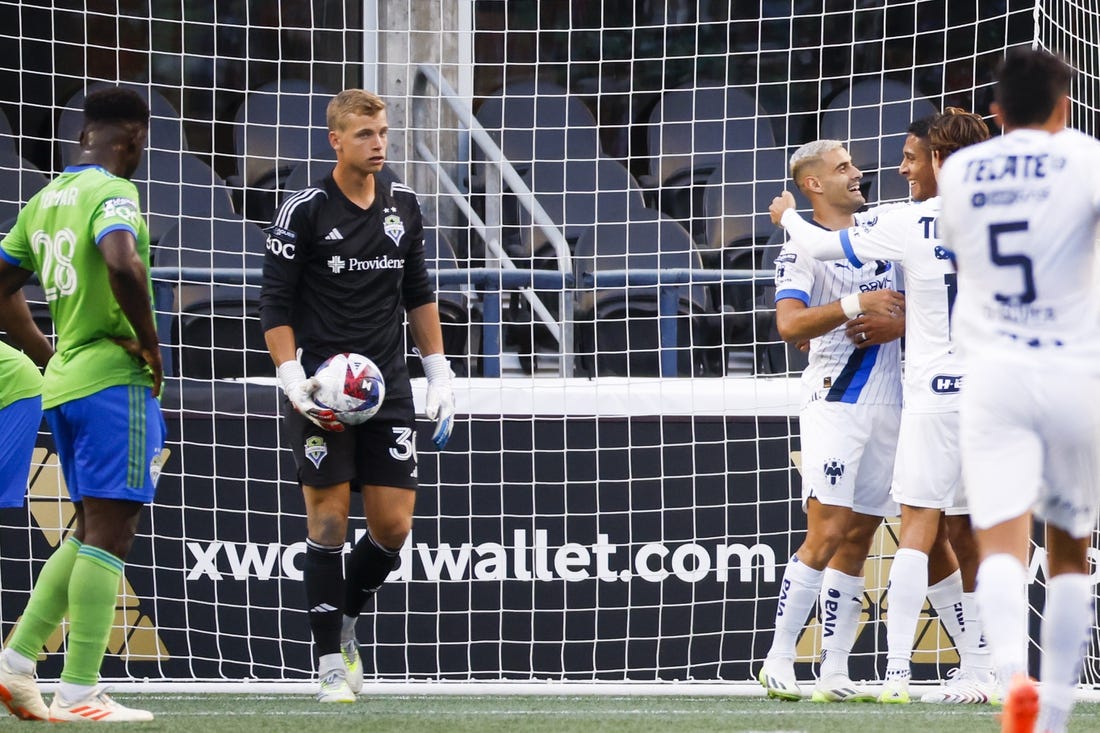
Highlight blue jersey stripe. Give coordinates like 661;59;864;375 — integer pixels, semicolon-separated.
0;247;19;266
775;288;810;305
839;229;864;268
825;344;880;403
95;222;138;245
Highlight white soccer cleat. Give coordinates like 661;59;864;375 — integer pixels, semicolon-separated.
920;667;998;704
316;667;356;703
341;637;363;694
757;660;803;701
48;686;153;722
811;673;876;703
0;655;48;721
878;678;911;704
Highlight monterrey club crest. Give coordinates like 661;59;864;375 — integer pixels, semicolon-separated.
382;207;405;246
304;435;328;469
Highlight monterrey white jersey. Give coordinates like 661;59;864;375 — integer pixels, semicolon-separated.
938;127;1100;370
836;197;960;413
774;222;903;410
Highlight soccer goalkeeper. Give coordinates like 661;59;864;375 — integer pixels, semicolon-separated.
260;88;455;703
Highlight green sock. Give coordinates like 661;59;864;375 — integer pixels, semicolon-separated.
9;536;82;664
60;545;123;686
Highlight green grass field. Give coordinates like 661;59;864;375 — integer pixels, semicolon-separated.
0;694;1095;732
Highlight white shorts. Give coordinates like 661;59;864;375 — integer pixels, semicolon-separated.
960;357;1100;539
799;400;900;517
891;410;967;513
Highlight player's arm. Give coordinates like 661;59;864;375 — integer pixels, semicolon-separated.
0;262;53;367
259;201;342;432
770;191;905;266
409;303;455;451
775;289;903;343
100;229;163;397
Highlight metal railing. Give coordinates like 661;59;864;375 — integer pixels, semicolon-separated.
151;267;772;379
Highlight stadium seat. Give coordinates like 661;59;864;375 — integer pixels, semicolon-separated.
139;151;236;245
572;208;724;377
819;79;938;203
153;216;269;379
502;157;646;370
644;83;778;242
229;79;333;223
0;151;49;226
474;79;601;171
472;79;602;261
699;148;788;350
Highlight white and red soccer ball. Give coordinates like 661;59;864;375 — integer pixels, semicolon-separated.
314;352;386;425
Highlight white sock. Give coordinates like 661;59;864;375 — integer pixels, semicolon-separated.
926;569;965;654
318;652;345;675
961;591;994;680
885;548;928;676
1;647;34;676
975;553;1029;684
1037;573;1091;731
58;682;96;704
818;568;864;679
767;555;825;662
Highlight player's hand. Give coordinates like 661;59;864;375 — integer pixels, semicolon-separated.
113;337;164;398
846;313;905;348
277;359;344;432
851;289;905;319
769;191;797;225
421;353;455;450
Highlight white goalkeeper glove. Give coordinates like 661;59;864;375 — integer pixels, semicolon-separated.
277;358;344;432
421;353;455;450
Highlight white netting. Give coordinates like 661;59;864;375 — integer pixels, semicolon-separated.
1;0;1094;689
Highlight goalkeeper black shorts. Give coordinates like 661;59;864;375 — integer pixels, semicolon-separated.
282;396;418;491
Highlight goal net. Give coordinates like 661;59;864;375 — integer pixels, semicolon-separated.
0;0;1095;690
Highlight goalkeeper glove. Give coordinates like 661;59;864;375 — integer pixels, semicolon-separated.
421;352;455;449
277;359;344;432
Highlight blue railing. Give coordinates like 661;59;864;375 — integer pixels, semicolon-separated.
150;267;773;378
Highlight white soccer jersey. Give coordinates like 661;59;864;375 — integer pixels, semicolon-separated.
781;199;961;413
938;127;1100;370
774;223;903;410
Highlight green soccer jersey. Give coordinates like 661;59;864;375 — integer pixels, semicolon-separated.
0;164;153;408
0;341;42;411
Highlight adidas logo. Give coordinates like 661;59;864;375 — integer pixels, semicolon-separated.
324;228;343;241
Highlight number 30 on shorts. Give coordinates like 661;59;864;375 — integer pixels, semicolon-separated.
390;427;415;461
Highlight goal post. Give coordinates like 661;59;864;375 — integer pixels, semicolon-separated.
1;0;1098;691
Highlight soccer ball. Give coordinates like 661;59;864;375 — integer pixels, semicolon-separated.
313;352;386;425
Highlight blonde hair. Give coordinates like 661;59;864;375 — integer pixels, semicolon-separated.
326;89;386;131
789;139;844;194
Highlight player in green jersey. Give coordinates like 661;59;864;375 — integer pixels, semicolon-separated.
0;334;46;508
0;86;163;723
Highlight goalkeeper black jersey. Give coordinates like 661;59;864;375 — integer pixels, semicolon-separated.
259;171;436;403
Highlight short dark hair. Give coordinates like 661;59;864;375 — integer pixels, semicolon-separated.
83;87;150;128
994;46;1073;127
928;107;991;161
907;113;941;140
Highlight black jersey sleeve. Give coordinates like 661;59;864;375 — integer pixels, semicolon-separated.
259;188;323;332
396;187;436;310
